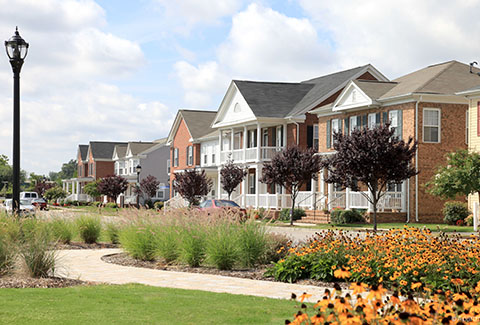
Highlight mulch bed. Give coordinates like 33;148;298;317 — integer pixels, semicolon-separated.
0;276;90;288
102;252;348;289
56;242;119;250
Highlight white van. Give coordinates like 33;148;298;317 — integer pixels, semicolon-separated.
20;192;39;203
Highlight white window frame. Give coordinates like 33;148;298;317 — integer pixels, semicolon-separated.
233;131;242;150
187;146;193;166
368;113;376;129
423;108;441;143
349;116;357;135
313;125;319;150
166;159;170;173
389;110;399;137
174;148;179;167
331;118;339;145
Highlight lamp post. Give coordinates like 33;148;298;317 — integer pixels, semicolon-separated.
5;27;29;214
136;165;142;208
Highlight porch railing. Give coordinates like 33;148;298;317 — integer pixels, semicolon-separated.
220;146;285;163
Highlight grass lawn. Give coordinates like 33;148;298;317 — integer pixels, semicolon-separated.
0;284;296;324
269;221;474;232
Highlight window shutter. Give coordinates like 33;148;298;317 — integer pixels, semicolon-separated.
398;110;403;139
307;125;313;148
254;130;257;147
344;118;349;135
376;113;381;126
382;111;388;125
186;147;189;165
362;115;367;129
326;120;331;149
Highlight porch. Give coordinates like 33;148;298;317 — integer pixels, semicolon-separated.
63;177;94;202
327;188;406;212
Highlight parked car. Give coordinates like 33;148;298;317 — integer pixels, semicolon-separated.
20;192;39;204
4;199;35;215
31;198;47;210
198;199;246;217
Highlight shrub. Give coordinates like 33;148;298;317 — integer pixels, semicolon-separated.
237;221;268;268
0;230;16;275
179;226;206;267
263;232;291;264
105;202;118;209
119;225;157;261
443;201;469;225
155;226;179;263
466;214;474;226
49;219;74;244
143;199;154;209
330;209;364;224
278;208;305;221
20;227;56;277
76;216;102;244
154;201;164;210
206;222;239;270
105;223;120;244
91;201;101;207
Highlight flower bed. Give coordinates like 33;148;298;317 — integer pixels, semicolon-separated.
268;227;480;293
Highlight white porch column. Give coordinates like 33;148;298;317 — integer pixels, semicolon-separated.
243;125;247;161
401;181;407;212
62;182;66;192
241;175;246;208
256;123;261;161
328;183;333;210
255;164;259;208
230;128;234;157
218;130;222;155
312;178;318;210
283;123;287;147
217;168;222;199
345;187;350;210
474;202;479;232
76;181;80;195
368;190;373;212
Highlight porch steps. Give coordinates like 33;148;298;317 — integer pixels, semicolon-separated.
297;210;330;224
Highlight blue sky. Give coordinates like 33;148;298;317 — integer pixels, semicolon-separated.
0;0;479;175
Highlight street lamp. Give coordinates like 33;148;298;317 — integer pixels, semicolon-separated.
5;27;29;214
136;165;142;208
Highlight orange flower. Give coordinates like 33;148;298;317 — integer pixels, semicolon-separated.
350;282;367;295
411;282;422;290
334;268;351;279
298;292;312;302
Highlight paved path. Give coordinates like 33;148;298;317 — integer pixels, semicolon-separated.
55;249;332;302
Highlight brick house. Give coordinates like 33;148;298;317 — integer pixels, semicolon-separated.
166;110;218;199
314;61;480;223
63;141;127;202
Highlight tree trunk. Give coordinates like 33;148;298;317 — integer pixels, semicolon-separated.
290;195;295;226
373;198;377;232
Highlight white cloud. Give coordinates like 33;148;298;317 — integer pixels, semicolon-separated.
298;0;480;77
174;3;334;106
0;0;174;175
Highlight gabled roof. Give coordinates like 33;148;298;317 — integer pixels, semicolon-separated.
128;142;156;156
89;141;127;160
167;109;217;144
233;80;314;118
353;80;397;100
78;145;89;162
380;60;480;99
113;144;128;159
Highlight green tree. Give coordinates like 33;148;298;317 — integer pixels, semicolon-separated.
84;180;101;199
49;159;77;181
44;187;67;201
426;150;480;201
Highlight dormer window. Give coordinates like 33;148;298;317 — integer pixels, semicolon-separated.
234;103;241;113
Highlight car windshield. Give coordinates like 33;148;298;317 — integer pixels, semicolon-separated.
215;200;239;207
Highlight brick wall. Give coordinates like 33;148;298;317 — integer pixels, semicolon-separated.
169;118;194;197
95;161;115;179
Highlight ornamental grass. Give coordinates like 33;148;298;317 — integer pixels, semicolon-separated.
269;227;480;293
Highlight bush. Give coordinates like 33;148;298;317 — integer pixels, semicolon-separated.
91;201;101;207
49;219;74;244
0;230;16;275
278;208;305;221
105;202;117;209
20;227;56;277
154;201;164;210
119;225;158;261
155;226;179;263
237;221;268;268
105;223;120;244
263;232;291;264
143;199;154;209
206;223;239;270
466;214;474;226
76;216;102;244
443;201;469;225
179;226;206;267
44;187;67;202
330;209;364;224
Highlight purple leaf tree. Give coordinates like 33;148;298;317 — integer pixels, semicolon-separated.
98;175;128;204
173;169;212;207
138;175;160;200
261;146;322;226
220;158;246;200
321;124;418;231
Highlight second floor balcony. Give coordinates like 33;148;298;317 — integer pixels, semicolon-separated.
220;146;284;164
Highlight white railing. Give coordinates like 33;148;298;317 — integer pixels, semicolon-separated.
245;194;256;207
220;151;229;164
379;192;402;210
296;191;314;208
65;193;92;202
245;148;256;161
232;149;243;161
164;195;189;209
349;191;369;208
330;192;346;209
261;146;281;160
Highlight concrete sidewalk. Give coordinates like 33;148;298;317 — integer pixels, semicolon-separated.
55;249;332;302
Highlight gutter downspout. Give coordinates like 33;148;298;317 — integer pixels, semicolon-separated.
415;96;422;222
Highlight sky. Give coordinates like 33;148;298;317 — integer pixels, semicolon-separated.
1;0;480;176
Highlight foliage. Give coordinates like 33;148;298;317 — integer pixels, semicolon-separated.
220;158;246;199
261;146;321;226
138;175;160;201
49;159;77;181
105;202;118;209
0;228;16;275
466;214;474;226
442;201;470;225
155;226;180;263
49;219;74;244
154;201;164;210
263;233;291;264
279;208;305;222
76;216;102;244
206;222;239;270
19;226;56;277
105;223;120;244
44;187;67;201
237;221;268;268
98;175;128;203
179;226;206;267
173;169;212;206
330;208;364;224
91;201;102;207
119;225;158;261
84;180;101;198
427;150;480;202
321;124;417;231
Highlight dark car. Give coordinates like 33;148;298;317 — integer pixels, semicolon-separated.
198;199;246;216
31;198;48;210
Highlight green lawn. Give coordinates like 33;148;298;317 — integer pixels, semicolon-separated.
0;284;296;324
270;221;475;233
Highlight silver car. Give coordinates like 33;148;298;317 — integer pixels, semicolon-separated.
4;199;35;215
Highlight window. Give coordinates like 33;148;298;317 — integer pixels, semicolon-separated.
313;125;319;150
387;182;402;192
187;146;193;165
368;113;376;129
156;191;164;199
262;129;268;147
331;118;340;145
248;173;255;194
247;130;257;148
173;148;179;167
233;103;241;113
233;132;242;150
212;153;215;164
276;126;283;147
89;163;93;176
204;154;207;164
423;108;441;143
388;110;402;138
349;116;358;135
